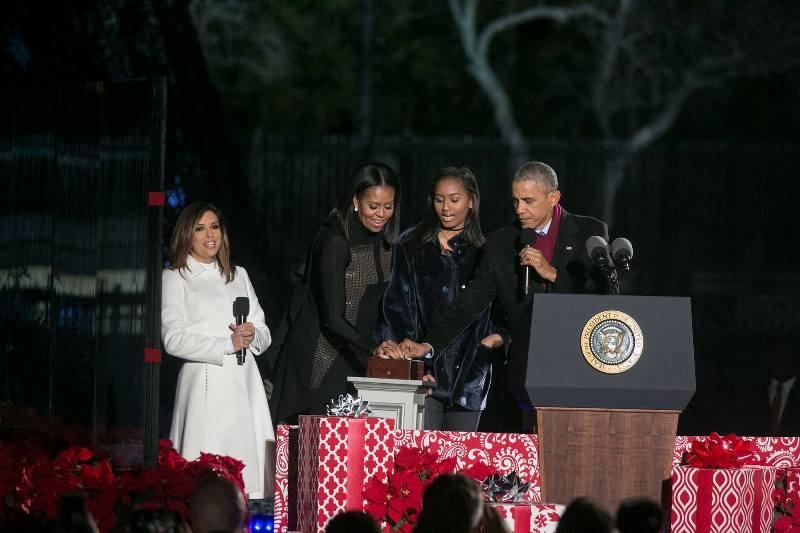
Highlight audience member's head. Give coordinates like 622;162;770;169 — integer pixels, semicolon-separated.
554;497;613;533
189;476;246;533
325;511;381;533
55;493;99;533
477;504;512;533
413;474;484;533
616;497;663;533
128;509;189;533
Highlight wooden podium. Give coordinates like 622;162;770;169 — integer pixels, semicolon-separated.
523;294;695;512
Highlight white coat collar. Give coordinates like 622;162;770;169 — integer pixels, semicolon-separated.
185;254;219;278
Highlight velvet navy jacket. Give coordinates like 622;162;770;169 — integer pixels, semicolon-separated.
378;227;506;411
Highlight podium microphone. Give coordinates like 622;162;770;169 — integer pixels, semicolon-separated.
519;228;537;296
585;235;613;271
233;296;250;365
585;235;619;295
611;237;633;273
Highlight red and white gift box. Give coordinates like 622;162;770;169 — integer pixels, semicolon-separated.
781;466;800;491
673;436;800;467
395;430;541;502
489;503;564;533
669;465;776;533
297;416;395;533
274;424;299;533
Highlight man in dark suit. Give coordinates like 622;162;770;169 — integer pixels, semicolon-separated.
397;161;609;429
733;338;800;437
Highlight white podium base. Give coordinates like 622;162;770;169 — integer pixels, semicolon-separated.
347;376;429;430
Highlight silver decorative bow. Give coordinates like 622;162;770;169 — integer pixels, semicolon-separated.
326;394;372;418
482;472;531;503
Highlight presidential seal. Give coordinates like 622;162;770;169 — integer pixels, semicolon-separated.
580;310;643;374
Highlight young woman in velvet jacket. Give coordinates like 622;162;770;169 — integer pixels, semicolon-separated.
376;167;506;431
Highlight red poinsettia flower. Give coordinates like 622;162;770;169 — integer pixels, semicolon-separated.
191;452;246;501
54;446;95;466
196;453;245;483
789;493;800;520
162;469;198;500
79;461;116;491
394;447;423;471
363;468;425;528
773;515;800;532
432;456;458;476
363;476;393;522
773;466;800;531
157;439;188;470
364;446;507;533
384;491;411;523
417;449;440;468
461;462;496;482
389;469;425;507
394;446;444;479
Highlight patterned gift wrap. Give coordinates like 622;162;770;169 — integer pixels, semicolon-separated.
782;466;800;491
274;424;299;533
279;427;797;532
489;503;564;533
669;465;776;533
395;430;541;501
673;436;800;467
297;416;395;533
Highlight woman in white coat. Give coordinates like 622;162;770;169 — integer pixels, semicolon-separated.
162;202;274;498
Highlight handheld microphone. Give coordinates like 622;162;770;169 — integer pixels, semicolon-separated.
519;228;537;295
233;297;250;365
610;237;633;273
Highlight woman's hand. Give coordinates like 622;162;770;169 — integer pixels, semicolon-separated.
422;373;435;397
480;333;504;349
229;322;256;352
399;339;432;359
374;340;404;359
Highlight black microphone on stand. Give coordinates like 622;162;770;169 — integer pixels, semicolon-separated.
519;228;537;296
585;235;619;295
233;296;250;365
611;237;633;273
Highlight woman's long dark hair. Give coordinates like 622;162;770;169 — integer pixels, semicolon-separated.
327;163;402;244
411;166;484;250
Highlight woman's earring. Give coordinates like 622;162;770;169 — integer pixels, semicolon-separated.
354;205;359;212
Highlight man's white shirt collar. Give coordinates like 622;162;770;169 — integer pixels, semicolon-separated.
537;218;553;237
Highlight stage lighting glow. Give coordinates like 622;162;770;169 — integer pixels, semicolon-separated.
249;514;274;532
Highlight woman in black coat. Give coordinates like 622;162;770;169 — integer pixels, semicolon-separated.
376;167;505;431
270;163;402;422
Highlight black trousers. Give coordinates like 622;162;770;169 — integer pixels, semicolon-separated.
423;397;482;432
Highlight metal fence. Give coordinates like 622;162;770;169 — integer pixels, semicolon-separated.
247;134;798;305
